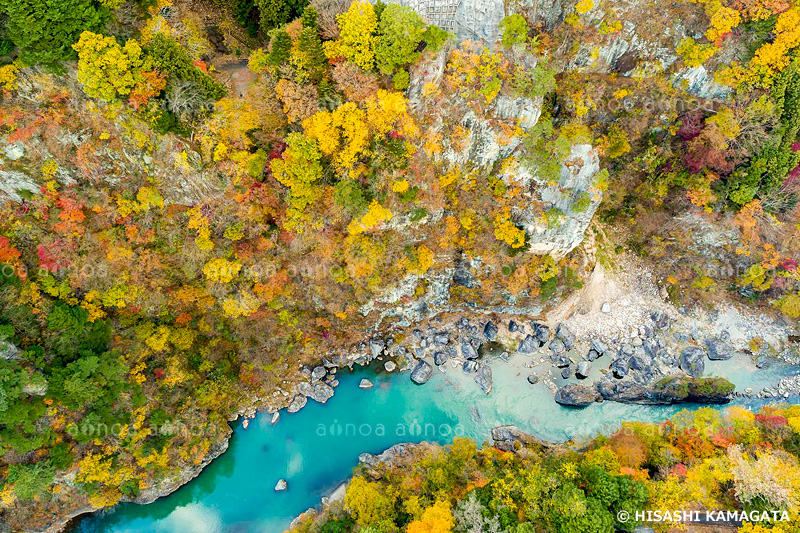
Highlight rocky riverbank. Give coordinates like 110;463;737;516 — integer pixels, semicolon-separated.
258;298;798;425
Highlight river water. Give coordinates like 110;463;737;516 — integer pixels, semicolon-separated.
73;352;798;533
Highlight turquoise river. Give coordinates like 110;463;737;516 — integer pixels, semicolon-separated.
72;352;798;533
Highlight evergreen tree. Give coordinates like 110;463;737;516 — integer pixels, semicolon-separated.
300;4;318;30
298;26;326;82
268;28;292;67
4;0;107;65
255;0;307;32
233;0;260;37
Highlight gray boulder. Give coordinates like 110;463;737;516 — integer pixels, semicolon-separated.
434;351;449;366
462;342;479;360
554;355;571;368
434;332;449;346
310;383;334;403
369;339;385;358
410;361;434;384
555;383;600;407
706;338;734;361
527;374;540;384
549;339;566;354
359;378;374;389
384;361;397;372
508;319;519;332
680;346;706;377
560;366;572;379
587;349;602;362
532;322;550;344
611;359;629;379
311;366;326;382
555;323;575;350
287;395;307;413
518;335;538;353
275;479;288;491
463;360;479;373
483;321;498;341
591;338;609;355
576;361;591;379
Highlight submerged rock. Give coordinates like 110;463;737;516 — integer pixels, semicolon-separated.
410;361;433;384
527;374;540;385
475;366;493;394
555;383;600;408
359;378;374;389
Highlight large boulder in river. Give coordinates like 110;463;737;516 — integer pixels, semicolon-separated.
705;338;734;360
491;425;549;452
576;361;591;379
310;383;334;403
475;365;493;394
596;376;734;404
287;395;307;413
680;346;706;377
554;383;601;407
410;361;433;384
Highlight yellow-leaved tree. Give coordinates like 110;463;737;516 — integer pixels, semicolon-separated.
323;1;377;69
407;501;455;533
72;31;145;102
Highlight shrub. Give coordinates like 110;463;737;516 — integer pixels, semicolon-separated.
500;14;529;47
